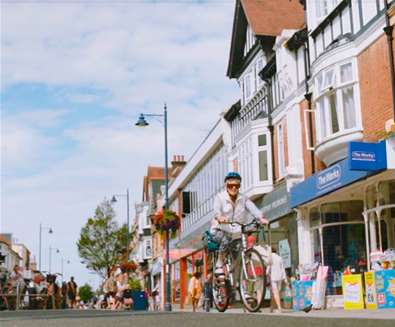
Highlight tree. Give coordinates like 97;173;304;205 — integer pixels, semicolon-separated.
78;283;94;303
77;199;132;278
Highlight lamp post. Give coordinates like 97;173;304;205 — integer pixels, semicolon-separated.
111;189;130;262
55;249;70;282
135;104;171;312
39;223;53;272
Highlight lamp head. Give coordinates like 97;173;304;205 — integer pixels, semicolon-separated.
135;114;149;127
49;228;53;234
111;196;117;203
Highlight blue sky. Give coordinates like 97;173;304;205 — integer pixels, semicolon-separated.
1;0;238;288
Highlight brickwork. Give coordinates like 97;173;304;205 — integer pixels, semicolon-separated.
358;34;394;141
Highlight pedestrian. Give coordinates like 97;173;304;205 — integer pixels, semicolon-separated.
188;272;202;312
61;282;68;309
268;246;287;313
203;273;213;312
151;280;160;311
67;276;78;309
210;172;268;279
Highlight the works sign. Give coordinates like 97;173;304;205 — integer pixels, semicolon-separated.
290;158;373;208
348;141;387;171
317;164;341;191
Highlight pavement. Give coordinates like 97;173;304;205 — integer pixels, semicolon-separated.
174;306;395;320
0;308;393;327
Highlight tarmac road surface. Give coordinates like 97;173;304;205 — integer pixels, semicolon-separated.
0;309;394;327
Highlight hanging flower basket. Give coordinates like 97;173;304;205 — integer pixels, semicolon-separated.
120;261;137;272
152;209;180;239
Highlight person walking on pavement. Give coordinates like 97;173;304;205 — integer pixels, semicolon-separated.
67;276;78;309
188;272;202;312
211;172;268;279
268;246;287;313
203;273;213;312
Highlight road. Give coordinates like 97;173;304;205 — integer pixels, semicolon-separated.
1;310;394;327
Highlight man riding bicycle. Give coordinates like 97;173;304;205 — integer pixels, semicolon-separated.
211;172;268;278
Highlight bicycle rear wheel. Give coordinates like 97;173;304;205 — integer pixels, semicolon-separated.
239;248;266;312
211;251;230;312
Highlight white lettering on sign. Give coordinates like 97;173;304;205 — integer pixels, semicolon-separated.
261;195;287;214
351;151;376;162
317;164;341;190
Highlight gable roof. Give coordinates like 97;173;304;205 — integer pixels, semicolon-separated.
227;0;304;78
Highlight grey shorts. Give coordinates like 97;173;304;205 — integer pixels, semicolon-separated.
211;229;232;253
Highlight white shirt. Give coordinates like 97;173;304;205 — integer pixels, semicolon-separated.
211;190;262;236
269;253;286;282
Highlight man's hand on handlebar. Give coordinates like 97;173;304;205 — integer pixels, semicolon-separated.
217;216;229;224
259;217;269;225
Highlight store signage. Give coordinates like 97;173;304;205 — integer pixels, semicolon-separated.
278;239;291;269
348;141;387;171
290;158;373;208
342;274;364;310
317;164;341;190
260;183;291;221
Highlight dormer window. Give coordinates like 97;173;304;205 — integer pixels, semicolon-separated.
244;24;255;56
315;0;339;22
256;58;264;88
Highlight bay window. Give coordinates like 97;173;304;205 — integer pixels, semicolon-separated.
258;134;268;181
314;60;359;142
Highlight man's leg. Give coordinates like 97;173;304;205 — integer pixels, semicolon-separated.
271;281;282;312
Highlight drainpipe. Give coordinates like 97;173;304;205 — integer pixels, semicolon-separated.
264;79;276;183
384;0;395;119
303;38;316;174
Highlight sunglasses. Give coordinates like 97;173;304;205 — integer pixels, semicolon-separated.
227;183;241;189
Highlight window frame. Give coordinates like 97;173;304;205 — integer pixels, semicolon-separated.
314;59;360;143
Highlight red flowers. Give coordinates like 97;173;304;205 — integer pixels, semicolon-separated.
152;209;180;238
120;261;137;272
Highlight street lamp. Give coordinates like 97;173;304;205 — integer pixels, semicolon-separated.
135;103;171;312
39;223;53;272
56;249;70;282
111;189;130;262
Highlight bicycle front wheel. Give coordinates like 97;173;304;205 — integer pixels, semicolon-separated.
239;248;266;312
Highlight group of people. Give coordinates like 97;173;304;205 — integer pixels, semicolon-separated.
0;264;79;310
99;265;133;310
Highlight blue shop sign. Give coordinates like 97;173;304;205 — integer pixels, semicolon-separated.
348;141;387;171
290;158;374;208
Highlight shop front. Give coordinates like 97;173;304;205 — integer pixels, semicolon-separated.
290;140;395;308
260;182;298;275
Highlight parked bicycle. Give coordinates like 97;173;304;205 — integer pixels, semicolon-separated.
204;220;267;313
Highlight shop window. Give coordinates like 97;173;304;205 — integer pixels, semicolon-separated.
323;224;366;294
320;201;363;224
311;229;322;264
375;220;388;251
310;207;320;228
310;200;366;295
366;184;377;210
269;215;298;274
378;180;395;207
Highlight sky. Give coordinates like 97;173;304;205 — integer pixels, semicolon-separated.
1;0;239;288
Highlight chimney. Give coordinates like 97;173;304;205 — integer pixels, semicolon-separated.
171;154;187;178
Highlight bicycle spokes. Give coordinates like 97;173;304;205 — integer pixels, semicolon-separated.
239;248;266;312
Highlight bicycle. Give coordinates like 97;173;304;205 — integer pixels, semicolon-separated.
208;220;267;313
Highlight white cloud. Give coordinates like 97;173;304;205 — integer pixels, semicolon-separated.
1;0;239;288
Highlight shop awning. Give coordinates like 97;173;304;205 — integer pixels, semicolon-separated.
290;158;375;208
150;259;162;276
259;182;292;221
